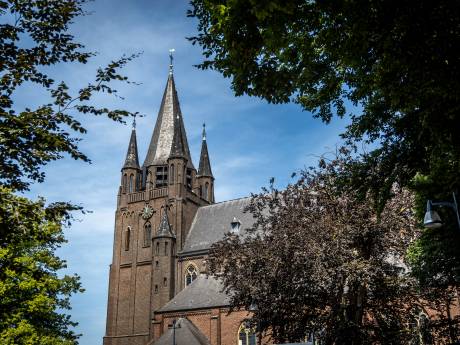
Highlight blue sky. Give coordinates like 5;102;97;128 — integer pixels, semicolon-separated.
24;1;348;344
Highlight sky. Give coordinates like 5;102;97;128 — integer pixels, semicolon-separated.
23;1;349;344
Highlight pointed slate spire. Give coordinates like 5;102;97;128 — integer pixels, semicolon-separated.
156;206;175;238
197;123;213;177
143;57;194;169
122;119;140;169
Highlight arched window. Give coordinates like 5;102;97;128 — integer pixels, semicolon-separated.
129;174;134;193
199;185;203;197
155;242;159;255
163;277;167;287
124;227;131;251
143;222;151;247
122;174;127;193
185;265;198;286
170;164;175;184
238;323;257;345
164;241;169;256
204;182;209;201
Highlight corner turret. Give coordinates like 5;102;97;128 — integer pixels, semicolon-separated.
121;119;141;194
196;124;214;203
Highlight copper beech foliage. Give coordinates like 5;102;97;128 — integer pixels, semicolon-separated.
208;153;459;344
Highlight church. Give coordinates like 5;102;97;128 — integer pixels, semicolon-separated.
103;62;260;345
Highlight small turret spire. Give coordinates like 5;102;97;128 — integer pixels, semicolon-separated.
198;125;213;177
156;205;175;238
122;124;140;170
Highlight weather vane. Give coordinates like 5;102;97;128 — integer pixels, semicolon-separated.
202;123;206;140
169;48;175;75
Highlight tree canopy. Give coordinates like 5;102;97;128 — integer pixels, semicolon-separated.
188;0;460;209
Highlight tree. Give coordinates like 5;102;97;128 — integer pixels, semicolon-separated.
188;0;460;210
208;152;458;344
0;0;138;343
0;187;83;345
0;0;138;192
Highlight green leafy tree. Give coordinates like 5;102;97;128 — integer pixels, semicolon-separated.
188;0;460;209
0;187;83;345
0;0;138;343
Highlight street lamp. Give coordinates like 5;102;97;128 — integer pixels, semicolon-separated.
424;192;460;230
169;319;181;345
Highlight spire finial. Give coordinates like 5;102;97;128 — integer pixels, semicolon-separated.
132;114;136;130
202;123;206;141
169;48;175;75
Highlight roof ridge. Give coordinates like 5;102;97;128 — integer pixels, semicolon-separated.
199;196;252;207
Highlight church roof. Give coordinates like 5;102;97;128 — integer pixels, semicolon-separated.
143;73;194;169
158;274;230;313
151;317;210;345
122;127;140;169
181;198;256;254
197;125;213;177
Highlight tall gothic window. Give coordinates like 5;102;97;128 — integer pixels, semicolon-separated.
124;227;131;251
186;168;192;190
164;241;169;256
122;174;127;193
155;242;159;255
155;166;168;188
185;265;198;286
136;173;142;191
238;323;257;345
129;174;134;193
143;222;151;247
170;164;175;184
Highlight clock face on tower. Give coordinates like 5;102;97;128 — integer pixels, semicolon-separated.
141;205;154;220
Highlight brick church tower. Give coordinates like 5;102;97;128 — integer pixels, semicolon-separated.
103;62;215;345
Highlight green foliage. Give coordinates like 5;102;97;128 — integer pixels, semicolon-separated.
0;0;140;192
0;0;139;343
188;0;460;208
0;187;83;345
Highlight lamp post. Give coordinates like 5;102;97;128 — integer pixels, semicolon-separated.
171;319;181;345
424;192;460;230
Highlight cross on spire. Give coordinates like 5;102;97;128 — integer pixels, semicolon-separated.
132;114;136;129
202;123;206;141
169;48;175;75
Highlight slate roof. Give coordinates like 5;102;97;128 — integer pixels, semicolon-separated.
181;197;255;254
156;209;175;238
143;73;194;169
122;128;140;169
152;317;210;345
158;274;230;313
197;125;213;177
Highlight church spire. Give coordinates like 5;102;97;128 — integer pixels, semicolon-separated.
142;55;194;169
122;118;140;169
197;123;213;177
